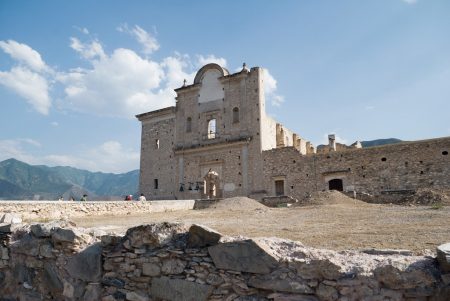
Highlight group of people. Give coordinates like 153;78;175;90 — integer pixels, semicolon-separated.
125;193;147;201
56;193;147;202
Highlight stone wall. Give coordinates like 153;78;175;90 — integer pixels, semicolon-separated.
0;221;449;300
137;107;176;200
0;200;196;221
263;137;450;200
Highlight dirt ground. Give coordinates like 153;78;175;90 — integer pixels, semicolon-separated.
72;192;450;255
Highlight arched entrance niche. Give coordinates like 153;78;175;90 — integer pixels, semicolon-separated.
204;170;220;199
328;178;344;191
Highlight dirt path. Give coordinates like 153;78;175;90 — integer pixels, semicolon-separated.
72;200;450;254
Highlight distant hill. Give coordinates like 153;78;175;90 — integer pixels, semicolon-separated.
0;158;139;200
361;138;403;148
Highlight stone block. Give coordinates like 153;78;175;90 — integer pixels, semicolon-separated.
66;244;102;282
208;240;278;274
151;276;213;301
161;259;186;275
10;233;39;256
248;275;313;294
293;259;342;280
52;228;76;243
0;213;22;224
125;223;187;248
39;242;53;258
83;283;102;301
188;224;222;248
43;262;63;294
126;291;149;301
436;242;450;273
374;265;436;290
102;277;125;288
142;262;161;277
30;223;53;238
267;293;319;301
0;223;11;233
315;283;338;301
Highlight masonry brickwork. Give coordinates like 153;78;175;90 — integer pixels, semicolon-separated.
1;221;449;300
263;137;450;200
137;63;450;201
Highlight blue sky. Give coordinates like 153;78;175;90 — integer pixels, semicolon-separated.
1;0;449;173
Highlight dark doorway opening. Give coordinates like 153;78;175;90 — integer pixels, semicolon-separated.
275;180;284;196
329;179;343;191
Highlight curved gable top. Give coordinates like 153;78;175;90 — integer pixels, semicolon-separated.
194;63;229;84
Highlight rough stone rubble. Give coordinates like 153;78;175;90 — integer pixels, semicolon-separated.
0;216;449;300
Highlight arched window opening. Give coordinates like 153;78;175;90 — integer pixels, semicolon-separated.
329;179;343;191
186;117;192;133
207;119;216;139
232;107;239;123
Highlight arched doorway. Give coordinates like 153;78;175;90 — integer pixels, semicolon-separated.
328;179;343;191
204;170;220;199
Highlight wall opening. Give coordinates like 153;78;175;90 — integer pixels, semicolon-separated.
204;171;219;199
154;179;159;189
381;157;387;162
186;117;192;133
328;179;343;191
207;119;216;139
443;151;448;156
275;180;284;196
233;107;239;123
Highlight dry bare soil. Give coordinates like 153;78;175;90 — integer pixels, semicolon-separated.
73;191;450;255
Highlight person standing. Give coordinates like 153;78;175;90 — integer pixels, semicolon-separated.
80;194;87;202
138;193;146;202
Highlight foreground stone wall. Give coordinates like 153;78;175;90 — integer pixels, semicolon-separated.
263;137;450;200
0;221;449;300
0;200;195;221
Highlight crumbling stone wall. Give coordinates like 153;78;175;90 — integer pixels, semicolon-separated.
0;200;195;221
263;137;450;200
0;221;449;300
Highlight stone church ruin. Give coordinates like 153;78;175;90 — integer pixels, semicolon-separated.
137;63;450;202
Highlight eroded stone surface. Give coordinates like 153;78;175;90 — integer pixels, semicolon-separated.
188;224;222;248
151;276;213;301
66;244;102;282
437;242;450;273
208;240;279;274
0;222;448;300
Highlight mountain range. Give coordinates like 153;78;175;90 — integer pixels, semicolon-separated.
360;138;403;148
0;158;139;200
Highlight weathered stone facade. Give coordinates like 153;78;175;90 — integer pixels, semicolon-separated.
1;220;449;300
137;63;450;201
263;137;450;200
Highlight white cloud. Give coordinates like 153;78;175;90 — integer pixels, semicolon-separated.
0;32;229;118
0;66;51;115
61;47;169;117
161;55;196;88
117;24;159;55
402;0;417;4
196;55;227;68
44;140;139;173
262;68;285;107
50;121;59;127
70;37;105;60
0;40;49;72
0;139;41;164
